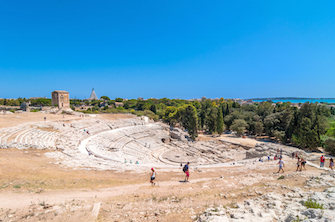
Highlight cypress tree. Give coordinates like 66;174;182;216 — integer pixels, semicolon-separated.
217;107;224;135
226;103;230;115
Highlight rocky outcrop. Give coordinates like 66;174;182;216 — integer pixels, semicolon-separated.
170;127;189;141
197;174;335;222
246;143;307;159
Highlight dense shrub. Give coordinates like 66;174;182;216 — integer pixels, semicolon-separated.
324;137;335;155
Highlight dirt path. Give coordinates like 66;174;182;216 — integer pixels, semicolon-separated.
0;178;211;209
198;134;259;147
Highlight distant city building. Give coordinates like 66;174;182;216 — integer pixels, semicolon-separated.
74;105;93;111
29;97;47;100
51;90;70;108
232;98;244;105
242;99;254;105
87;88;99;101
115;102;124;108
99;100;109;107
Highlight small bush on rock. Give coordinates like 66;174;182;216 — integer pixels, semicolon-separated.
304;198;324;209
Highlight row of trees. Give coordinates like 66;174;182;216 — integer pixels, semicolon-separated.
0;98;52;106
158;98;334;152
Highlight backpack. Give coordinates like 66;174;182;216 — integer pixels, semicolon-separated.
183;165;188;172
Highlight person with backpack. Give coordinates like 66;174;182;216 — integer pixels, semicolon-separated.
183;162;190;182
320;155;325;168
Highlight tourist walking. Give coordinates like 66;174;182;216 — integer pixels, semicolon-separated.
320;155;325;168
301;157;306;171
183;162;190;182
296;157;301;171
292;152;294;159
277;158;284;173
150;168;156;185
330;158;334;170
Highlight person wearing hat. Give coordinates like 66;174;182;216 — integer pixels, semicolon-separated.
150;168;156;185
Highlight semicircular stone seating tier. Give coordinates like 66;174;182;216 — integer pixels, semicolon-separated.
0;118;148;152
0;126;59;149
85;124;171;164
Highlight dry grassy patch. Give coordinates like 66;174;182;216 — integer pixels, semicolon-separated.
0;149;147;192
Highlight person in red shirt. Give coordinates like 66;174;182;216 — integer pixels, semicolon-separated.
320;155;325;168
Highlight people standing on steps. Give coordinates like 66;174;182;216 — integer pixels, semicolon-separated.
150;168;156;185
320;155;325;168
330;158;334;170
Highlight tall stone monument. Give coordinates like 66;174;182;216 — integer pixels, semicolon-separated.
87;88;99;101
51;90;70;108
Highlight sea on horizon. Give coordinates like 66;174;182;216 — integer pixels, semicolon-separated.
253;99;335;104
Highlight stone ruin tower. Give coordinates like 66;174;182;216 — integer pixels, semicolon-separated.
51;90;70;108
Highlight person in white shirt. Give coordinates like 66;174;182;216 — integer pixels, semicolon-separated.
277;158;285;173
150;168;156;185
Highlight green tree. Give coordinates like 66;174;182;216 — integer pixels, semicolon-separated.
254;122;264;136
92;106;99;112
217;107;224;135
115;98;123;102
274;130;286;143
264;113;280;136
231;119;248;135
207;107;217;134
124;102;130;109
257;102;274;119
100;96;110;100
326;121;335;137
163;106;178;126
135;101;146;111
178;104;198;140
150;104;156;114
324;137;335;155
297;117;319;150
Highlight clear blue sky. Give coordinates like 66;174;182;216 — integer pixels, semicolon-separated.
1;1;335;99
